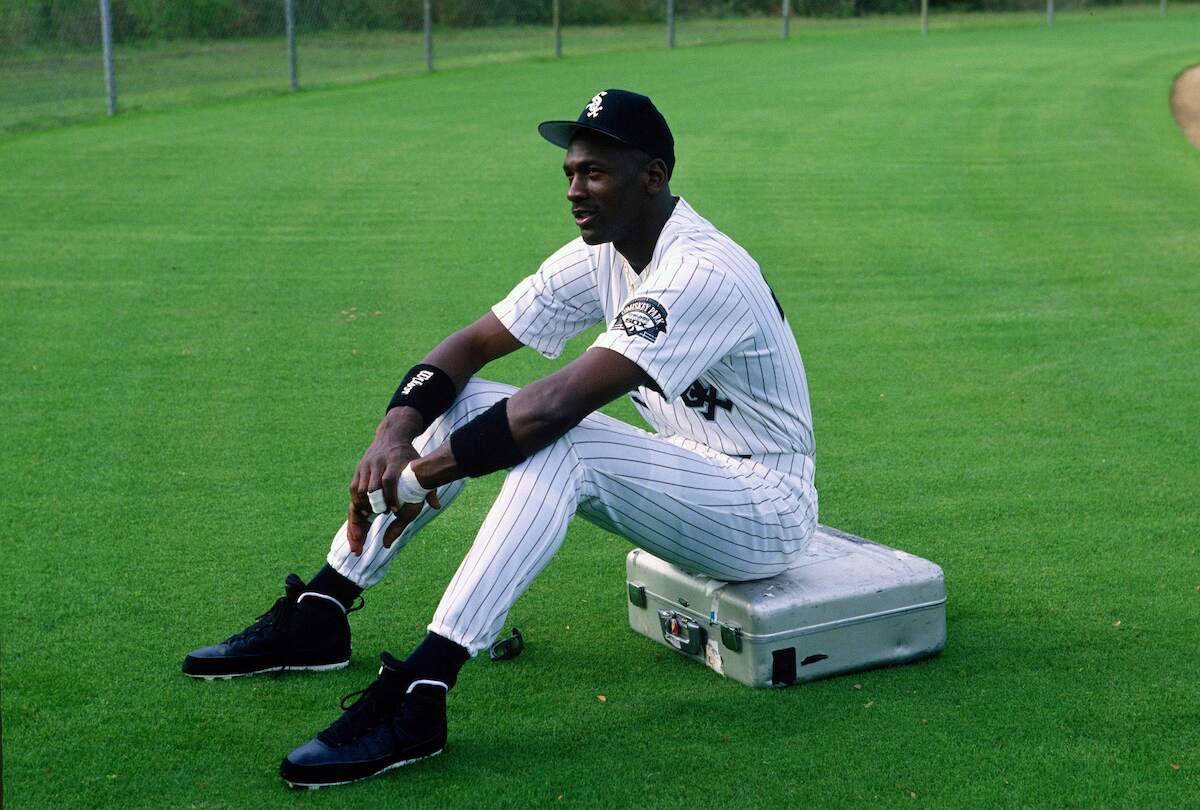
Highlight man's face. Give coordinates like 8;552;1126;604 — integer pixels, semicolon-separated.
563;132;651;246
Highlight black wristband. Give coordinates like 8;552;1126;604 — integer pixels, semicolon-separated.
386;364;457;429
449;398;528;478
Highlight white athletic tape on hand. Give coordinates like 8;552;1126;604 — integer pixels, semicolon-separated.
368;489;388;514
395;464;431;504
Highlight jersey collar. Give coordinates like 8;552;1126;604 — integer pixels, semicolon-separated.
645;196;690;274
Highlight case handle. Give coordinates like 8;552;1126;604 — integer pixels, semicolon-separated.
657;610;706;655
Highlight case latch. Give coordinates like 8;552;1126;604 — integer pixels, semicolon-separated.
720;623;743;652
628;582;647;608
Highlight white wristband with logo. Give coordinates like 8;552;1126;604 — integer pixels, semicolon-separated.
395;463;432;504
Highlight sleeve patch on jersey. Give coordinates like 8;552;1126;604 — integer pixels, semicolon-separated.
613;297;668;343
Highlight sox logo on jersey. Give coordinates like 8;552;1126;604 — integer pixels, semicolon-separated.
681;380;733;421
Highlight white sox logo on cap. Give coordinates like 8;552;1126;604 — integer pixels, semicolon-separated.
585;91;608;119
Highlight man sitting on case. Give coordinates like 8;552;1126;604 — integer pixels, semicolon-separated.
182;88;817;789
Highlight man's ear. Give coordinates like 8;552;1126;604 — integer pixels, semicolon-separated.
643;158;668;194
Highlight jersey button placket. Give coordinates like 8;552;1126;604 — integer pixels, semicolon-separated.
621;257;641;292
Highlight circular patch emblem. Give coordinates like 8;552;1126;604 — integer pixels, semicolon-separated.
614;297;668;343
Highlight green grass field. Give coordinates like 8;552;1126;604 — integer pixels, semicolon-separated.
2;7;1198;808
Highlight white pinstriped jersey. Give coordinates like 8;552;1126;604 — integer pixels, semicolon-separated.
328;211;818;649
492;197;814;470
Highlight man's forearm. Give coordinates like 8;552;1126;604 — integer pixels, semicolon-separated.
409;384;579;489
406;415;568;489
420;328;491;393
381;325;501;443
402;347;649;494
377;406;426;444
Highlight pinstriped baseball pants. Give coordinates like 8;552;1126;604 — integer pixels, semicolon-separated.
327;378;817;656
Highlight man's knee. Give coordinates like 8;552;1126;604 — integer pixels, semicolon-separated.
499;435;584;500
456;377;518;403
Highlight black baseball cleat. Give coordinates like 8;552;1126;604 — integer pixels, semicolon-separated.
279;653;448;789
182;574;359;680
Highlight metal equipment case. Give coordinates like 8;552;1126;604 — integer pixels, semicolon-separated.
626;525;946;687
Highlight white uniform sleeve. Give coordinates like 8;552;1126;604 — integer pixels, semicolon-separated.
491;239;604;359
589;255;755;400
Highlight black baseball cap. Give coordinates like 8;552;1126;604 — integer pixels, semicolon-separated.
538;89;675;178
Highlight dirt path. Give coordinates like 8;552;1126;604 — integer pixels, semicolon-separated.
1171;64;1200;150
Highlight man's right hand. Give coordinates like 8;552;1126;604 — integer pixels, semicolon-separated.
341;315;522;554
346;408;437;555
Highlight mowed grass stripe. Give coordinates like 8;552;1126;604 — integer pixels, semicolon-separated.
1;9;1198;809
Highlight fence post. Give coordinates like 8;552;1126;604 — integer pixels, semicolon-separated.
553;0;562;57
1047;0;1054;27
1160;0;1166;15
921;0;928;35
782;0;790;39
99;0;116;115
285;0;298;91
666;0;676;49
424;0;434;72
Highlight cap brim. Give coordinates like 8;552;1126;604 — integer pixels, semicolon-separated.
537;120;637;150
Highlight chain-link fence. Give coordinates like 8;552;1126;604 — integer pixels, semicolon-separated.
0;0;1183;135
